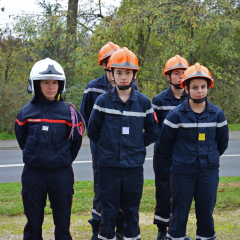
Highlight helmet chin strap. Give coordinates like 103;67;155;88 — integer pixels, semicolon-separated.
116;81;133;90
168;72;182;89
170;82;182;89
104;68;111;72
189;95;208;103
112;70;135;91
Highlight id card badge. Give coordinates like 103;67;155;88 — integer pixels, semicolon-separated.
42;125;49;131
198;133;205;141
122;127;129;134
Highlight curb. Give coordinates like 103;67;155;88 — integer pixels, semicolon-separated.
0;137;90;151
0;132;239;151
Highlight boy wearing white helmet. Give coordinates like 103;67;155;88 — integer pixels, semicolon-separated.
15;58;84;240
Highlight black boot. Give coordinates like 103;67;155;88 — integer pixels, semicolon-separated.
116;227;124;240
90;229;98;240
156;227;167;240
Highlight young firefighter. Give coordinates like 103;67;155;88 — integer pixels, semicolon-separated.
160;63;229;240
15;58;83;240
80;42;138;240
87;47;159;240
152;55;190;240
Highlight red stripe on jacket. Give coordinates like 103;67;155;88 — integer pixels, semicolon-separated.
15;118;82;127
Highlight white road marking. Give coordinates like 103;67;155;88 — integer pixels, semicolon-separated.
0;155;240;168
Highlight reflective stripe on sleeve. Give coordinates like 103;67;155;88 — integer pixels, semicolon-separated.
93;104;122;115
84;88;106;94
216;120;228;127
163;119;179;128
152;104;176;111
164;119;228;129
93;105;154;117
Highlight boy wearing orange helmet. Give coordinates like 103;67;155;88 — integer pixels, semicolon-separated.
160;63;229;240
88;47;159;240
152;55;190;240
80;42;138;240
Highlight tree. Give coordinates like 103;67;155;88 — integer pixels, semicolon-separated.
65;0;79;86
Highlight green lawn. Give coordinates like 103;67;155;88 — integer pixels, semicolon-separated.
0;132;16;140
228;124;240;131
0;177;239;215
0;177;239;239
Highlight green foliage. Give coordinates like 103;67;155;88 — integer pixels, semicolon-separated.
0;81;32;134
0;0;240;135
90;0;240;120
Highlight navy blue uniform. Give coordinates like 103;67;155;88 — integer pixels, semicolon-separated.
15;97;82;240
88;87;158;240
152;87;188;227
80;73;137;231
160;99;228;240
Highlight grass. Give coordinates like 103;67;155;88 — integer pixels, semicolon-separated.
228;124;240;131
0;132;16;140
0;177;239;215
0;177;239;239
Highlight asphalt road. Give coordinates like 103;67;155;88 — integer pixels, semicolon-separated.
0;141;239;183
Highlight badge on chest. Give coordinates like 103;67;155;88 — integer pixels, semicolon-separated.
198;133;205;141
122;127;129;134
42;126;49;131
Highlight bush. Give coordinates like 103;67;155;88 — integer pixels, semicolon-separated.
0;81;31;134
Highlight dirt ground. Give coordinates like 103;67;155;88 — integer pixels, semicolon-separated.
0;210;239;239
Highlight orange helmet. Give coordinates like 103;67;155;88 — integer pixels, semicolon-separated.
107;47;139;71
98;42;121;65
163;55;189;76
181;63;214;88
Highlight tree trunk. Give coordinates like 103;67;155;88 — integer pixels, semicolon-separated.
65;0;78;86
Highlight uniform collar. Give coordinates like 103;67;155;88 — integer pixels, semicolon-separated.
31;95;58;105
111;86;138;102
182;99;214;112
166;86;188;100
96;74;109;87
103;73;109;86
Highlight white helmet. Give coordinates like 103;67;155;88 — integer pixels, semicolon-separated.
28;58;66;95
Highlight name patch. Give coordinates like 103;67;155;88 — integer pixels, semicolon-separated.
42;126;49;131
122;127;129;134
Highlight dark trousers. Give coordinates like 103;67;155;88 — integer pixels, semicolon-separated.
88;155;124;232
98;166;143;240
153;151;172;228
21;165;74;240
167;169;219;240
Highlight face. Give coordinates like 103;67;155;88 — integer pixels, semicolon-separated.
186;78;208;99
167;69;186;85
40;80;59;100
111;68;136;86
